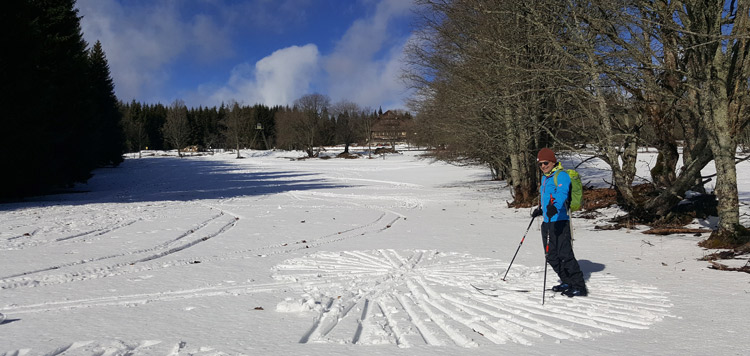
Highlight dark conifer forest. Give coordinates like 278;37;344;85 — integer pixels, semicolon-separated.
1;0;125;198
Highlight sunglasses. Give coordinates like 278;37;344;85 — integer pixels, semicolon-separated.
538;161;552;167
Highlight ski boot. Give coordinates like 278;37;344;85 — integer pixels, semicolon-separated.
562;287;588;297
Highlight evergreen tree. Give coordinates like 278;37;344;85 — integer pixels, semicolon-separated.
1;0;95;197
87;40;125;166
120;100;148;157
254;104;278;148
144;103;167;150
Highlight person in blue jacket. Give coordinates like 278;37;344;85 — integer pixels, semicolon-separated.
532;148;587;297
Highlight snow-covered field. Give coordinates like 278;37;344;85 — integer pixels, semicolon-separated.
1;148;748;355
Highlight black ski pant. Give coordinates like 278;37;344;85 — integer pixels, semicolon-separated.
541;220;586;290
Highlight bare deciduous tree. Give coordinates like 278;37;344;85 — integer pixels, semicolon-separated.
290;93;331;157
405;0;569;205
331;100;365;154
407;0;749;241
163;99;190;157
678;0;750;237
572;0;748;237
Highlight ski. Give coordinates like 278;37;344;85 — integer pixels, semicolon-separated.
471;284;531;295
470;284;498;292
472;285;500;296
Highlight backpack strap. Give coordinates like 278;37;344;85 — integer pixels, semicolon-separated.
552;169;571;209
553;170;560;188
552;169;566;193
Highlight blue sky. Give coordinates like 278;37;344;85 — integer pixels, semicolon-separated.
76;0;417;110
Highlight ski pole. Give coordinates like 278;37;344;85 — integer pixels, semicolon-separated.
543;228;550;305
502;215;537;281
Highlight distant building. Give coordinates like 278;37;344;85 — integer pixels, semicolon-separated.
370;110;413;145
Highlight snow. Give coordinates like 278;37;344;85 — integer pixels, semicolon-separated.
1;147;749;355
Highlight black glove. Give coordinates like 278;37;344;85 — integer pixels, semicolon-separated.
531;207;543;218
546;203;558;218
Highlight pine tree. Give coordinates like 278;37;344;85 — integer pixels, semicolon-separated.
87;40;125;166
121;100;148;157
1;0;94;197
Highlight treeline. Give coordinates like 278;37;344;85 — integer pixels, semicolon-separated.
1;0;124;199
405;0;750;243
120;94;386;158
119;101;279;154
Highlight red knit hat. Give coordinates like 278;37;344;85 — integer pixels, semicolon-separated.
537;148;556;163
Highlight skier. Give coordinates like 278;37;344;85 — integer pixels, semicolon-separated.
532;148;587;297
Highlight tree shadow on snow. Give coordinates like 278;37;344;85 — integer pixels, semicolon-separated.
578;259;606;281
0;157;355;210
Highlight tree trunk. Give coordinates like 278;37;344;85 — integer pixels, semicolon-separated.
679;95;709;194
643;137;713;216
594;79;639;209
507;144;535;206
680;0;750;237
505;104;537;206
651;146;678;189
710;145;739;232
703;93;740;233
648;103;678;190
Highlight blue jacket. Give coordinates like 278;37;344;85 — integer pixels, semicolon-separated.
540;163;571;222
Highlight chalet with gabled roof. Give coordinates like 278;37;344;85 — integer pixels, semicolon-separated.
370;110;413;145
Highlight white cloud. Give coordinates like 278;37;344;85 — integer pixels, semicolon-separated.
255;45;320;105
189;44;320;107
76;0;232;103
323;0;415;109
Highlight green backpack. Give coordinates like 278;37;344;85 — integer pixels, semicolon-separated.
553;169;583;212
